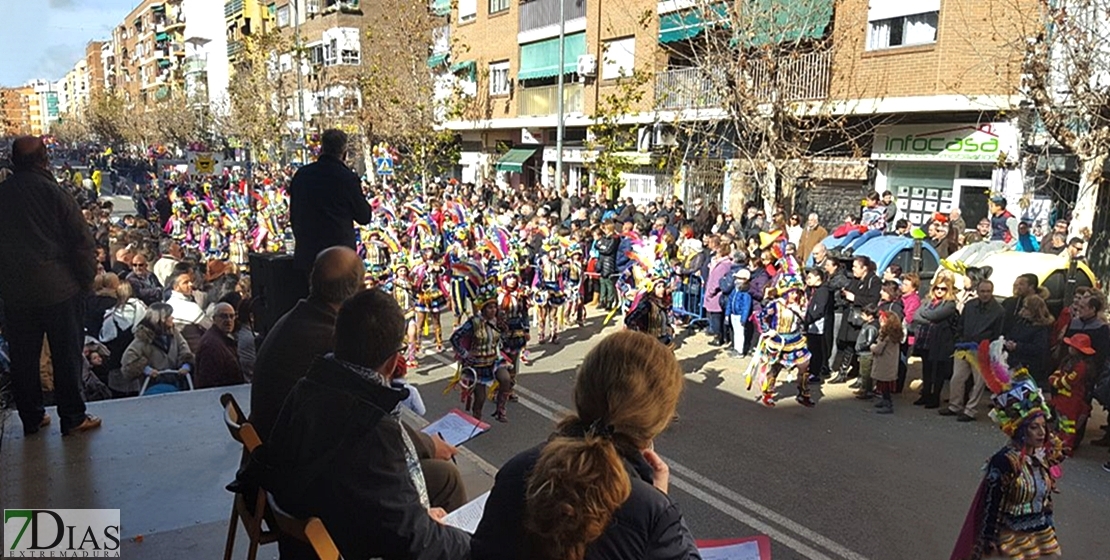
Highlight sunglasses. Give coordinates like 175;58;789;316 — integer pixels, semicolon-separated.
933;287;948;292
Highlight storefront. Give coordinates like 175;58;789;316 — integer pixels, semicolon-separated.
541;146;592;194
871;122;1023;229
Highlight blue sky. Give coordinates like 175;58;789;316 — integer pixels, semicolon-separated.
0;0;141;87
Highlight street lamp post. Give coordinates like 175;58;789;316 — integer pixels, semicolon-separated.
294;0;307;163
554;0;566;197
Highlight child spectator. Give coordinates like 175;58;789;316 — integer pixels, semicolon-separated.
853;304;880;399
726;269;753;357
871;310;904;414
1049;333;1097;455
391;357;426;416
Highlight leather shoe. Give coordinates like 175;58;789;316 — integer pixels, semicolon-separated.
62;415;103;436
828;374;848;384
938;409;958;416
23;414;51;436
956;413;976;422
912;397;929;406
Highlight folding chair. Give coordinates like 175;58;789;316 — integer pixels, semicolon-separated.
220;393;277;560
266;491;343;560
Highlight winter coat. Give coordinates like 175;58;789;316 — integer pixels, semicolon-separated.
837;273;881;343
595;235;619;277
115;323;194;394
726;288;753;320
194;328;246;389
804;284;834;335
703;256;733;313
288;154;373;270
471;443;699;560
855;321;880;355
911;298;958;362
870;334;900;382
1006;319;1051;384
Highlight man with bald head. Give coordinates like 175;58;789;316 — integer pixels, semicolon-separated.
194;302;246;389
0;136;100;435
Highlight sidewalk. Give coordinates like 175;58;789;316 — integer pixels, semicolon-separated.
0;385;495;559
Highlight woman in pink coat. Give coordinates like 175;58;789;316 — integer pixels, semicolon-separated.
897;273;923;392
703;241;734;346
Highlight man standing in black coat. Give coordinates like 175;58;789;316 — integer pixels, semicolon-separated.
289;129;372;271
0;137;101;436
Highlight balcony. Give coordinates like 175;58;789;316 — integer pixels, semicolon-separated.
518;82;583;116
519;0;586;35
225;0;245;18
653;49;831;110
183;56;207;75
227;40;244;58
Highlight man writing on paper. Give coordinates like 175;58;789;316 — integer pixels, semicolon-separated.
245;289;471;560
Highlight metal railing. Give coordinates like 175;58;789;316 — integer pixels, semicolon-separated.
224;0;245;19
519;0;587;34
227;40;244;59
653;50;832;110
518;82;583;116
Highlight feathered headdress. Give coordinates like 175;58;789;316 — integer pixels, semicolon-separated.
954;339;1051;437
772;256;804;295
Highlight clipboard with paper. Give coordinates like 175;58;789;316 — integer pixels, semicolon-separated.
421;408;490;446
697;536;773;560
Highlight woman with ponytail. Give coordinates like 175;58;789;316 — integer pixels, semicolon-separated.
471;330;699;560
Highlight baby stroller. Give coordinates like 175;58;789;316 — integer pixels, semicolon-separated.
139;369;195;396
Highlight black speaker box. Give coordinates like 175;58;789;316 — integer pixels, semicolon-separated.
249;252;308;335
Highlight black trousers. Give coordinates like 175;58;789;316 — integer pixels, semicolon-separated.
920;358;953;405
6;295;88;433
806;333;829;375
832;340;858;377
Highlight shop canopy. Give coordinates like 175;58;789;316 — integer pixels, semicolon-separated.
496;148;538;173
427;52;448;68
517;32;586;81
737;0;834;47
450;59;476;79
658;3;728;43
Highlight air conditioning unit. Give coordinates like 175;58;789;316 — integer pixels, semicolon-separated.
636;127;652;152
653;123;677;147
577;54;597;77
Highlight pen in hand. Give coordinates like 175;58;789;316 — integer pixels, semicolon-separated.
437;431;458;464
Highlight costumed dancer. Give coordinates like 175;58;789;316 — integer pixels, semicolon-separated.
413;244;450;353
625;270;675;349
755;262;815;407
449;276;514;422
565;247;586;327
498;261;530;394
389;262;420;368
951;339;1065;560
446;226;474;327
363;228;392;285
532;245;567;344
1048;333;1096;455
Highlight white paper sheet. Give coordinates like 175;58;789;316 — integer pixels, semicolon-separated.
698;540;762;560
442;491;490;534
421;408;489;446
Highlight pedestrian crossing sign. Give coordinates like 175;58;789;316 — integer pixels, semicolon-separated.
375;156;394;176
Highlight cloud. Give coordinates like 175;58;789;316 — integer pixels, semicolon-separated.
47;0;78;9
37;44;87;81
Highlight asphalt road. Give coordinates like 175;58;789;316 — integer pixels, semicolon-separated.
408;309;1110;560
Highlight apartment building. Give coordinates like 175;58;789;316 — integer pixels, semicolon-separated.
225;0;275;69
0;86;33;136
110;0;188;106
441;0;1039;228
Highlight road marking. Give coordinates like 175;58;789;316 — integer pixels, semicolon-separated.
398;408;501;477
512;385;871;560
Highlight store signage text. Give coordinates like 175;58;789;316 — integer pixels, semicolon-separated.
872;123;1017;162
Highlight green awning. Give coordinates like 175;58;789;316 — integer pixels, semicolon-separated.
450;59;476;79
427;52;448;68
736;0;834;47
432;0;451;16
517;32;586;81
659;3;729;44
496;148;538;173
156;32;169;41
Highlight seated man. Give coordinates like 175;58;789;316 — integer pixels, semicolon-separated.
241;289;470;560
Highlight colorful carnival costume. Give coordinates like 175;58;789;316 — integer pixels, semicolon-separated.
532;250;567;344
413;247;450;351
364;232;392;282
390;263;420;368
1048;334;1096;455
952;339;1065;560
446;234;474;325
498;265;530;391
750;260;814;407
448;279;513;422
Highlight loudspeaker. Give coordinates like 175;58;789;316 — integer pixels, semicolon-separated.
249;252;308;335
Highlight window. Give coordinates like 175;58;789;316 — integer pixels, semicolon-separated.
308;43;325;66
459;0;477;22
601;37;635;80
489;60;510;96
341;45;360;65
866;1;940;50
276;5;291;27
306;0;321;15
489;0;509;14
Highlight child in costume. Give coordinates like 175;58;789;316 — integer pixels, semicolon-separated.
389;262;420;368
1048;333;1096;455
754;263;816;408
532;247;566;344
498;264;530;394
412;245;450;352
951;339;1065;560
869;310;904;414
449;278;514;423
625;275;675;348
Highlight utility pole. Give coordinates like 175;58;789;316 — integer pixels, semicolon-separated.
294;0;307;163
554;0;566;197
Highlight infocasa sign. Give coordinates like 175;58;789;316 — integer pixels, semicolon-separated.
872;123;1019;163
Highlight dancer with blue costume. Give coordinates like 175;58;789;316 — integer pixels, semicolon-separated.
752;257;815;408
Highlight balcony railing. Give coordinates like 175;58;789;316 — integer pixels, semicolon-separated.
518;83;583;116
227;40;244;58
653;49;831;110
183;56;207;75
224;0;245;19
519;0;587;34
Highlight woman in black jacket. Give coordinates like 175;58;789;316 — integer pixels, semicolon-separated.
1005;294;1053;387
830;256;882;384
471;330;698;560
911;275;958;408
804;268;834;379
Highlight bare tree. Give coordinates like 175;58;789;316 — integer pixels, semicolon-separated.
227;31;295;163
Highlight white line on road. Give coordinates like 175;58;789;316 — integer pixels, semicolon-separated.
512;384;872;560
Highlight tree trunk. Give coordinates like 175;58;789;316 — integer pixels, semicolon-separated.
1069;152;1108;238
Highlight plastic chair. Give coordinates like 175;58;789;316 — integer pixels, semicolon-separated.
138;369;194;396
220;393;275;560
266;491;343;560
